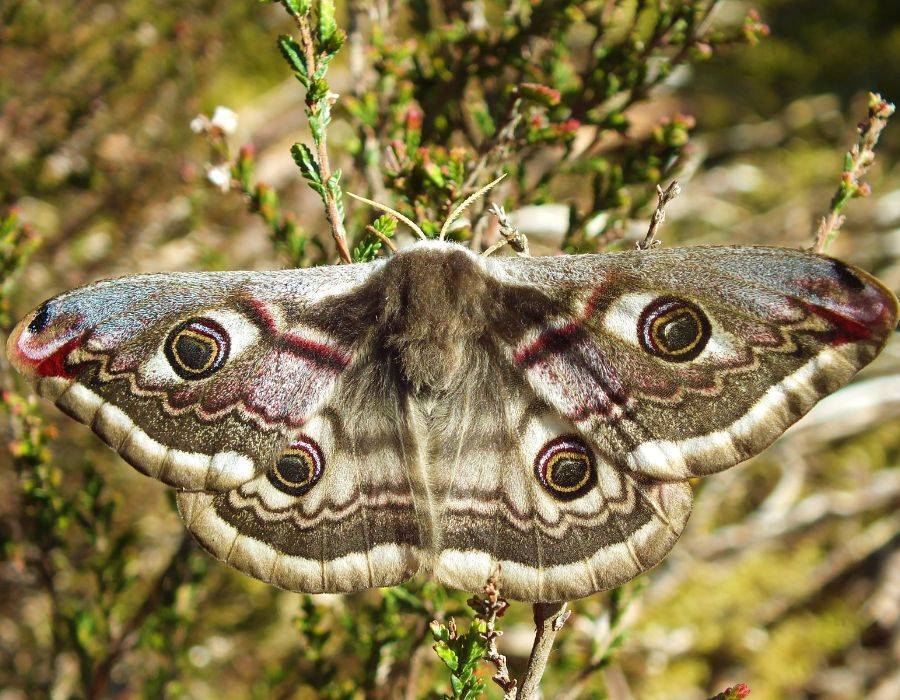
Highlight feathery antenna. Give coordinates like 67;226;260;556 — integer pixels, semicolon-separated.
348;171;507;244
439;173;508;241
346;192;427;241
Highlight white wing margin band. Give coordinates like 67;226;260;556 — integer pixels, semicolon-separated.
176;491;421;594
38;377;255;490
625;346;856;480
432;479;692;602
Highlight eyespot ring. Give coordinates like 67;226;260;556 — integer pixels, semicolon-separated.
534;435;597;501
638;296;711;362
164;317;230;380
267;435;324;497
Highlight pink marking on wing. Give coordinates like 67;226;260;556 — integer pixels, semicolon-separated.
243;298;280;334
581;285;607;320
281;332;351;371
802;284;897;347
514;322;584;367
522;337;629;422
239;296;351;370
6;313;87;379
32;336;84;378
514;284;608;368
797;259;898;346
804;302;873;345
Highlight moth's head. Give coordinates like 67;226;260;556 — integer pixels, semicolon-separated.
7;295;91;380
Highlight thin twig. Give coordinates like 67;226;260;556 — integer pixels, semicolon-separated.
518;602;571;699
483;203;530;257
366;224;398;253
470;568;517;698
637;180;681;250
813;92;895;253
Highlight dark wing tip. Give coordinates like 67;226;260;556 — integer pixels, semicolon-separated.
819;258;898;347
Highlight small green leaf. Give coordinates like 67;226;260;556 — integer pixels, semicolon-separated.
434;642;459;671
317;0;337;44
450;674;463;695
290;143;321;184
280;0;309;17
326;169;344;220
424;162;446;187
320;28;346;55
373;214;397;237
308;77;330;103
277;35;308;82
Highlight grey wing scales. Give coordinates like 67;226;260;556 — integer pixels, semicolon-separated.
10;244;895;600
425;351;691;602
10;264;424;592
428;245;895;601
177;361;425;592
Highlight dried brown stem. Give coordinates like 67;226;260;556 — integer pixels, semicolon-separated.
638;180;681;250
518;602;571;699
482;203;530;257
469;568;517;698
293;12;352;264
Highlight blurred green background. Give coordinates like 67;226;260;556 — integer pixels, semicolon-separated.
1;1;899;698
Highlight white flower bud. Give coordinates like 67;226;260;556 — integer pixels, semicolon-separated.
211;106;238;135
206;164;231;192
190;115;209;134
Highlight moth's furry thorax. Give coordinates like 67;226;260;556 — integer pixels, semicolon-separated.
379;242;501;392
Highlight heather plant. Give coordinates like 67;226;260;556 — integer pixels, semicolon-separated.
2;1;899;698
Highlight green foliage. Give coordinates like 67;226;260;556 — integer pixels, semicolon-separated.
240;580;470;698
0;211;38;329
275;0;348;259
338;0;757;248
291;142;326;197
277;34;308;78
352;214;397;262
1;385;208;696
236;145;312;267
431;617;489;699
814;92;895;251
